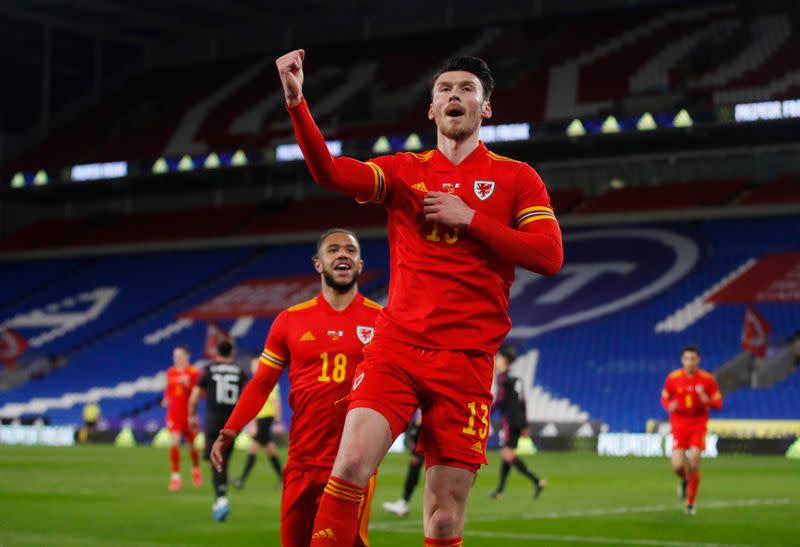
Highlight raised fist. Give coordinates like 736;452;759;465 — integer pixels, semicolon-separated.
276;49;305;107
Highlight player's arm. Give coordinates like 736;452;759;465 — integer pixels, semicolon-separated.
188;371;209;429
210;313;289;471
661;378;677;412
187;385;205;430
277;49;391;204
422;164;563;275
703;376;723;410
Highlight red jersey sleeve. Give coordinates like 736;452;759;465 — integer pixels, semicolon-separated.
661;376;673;412
468;163;563;275
705;375;723;410
223;312;289;433
287;98;395;204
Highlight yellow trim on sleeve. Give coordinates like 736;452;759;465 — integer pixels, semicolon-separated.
515;205;554;219
518;215;557;229
258;356;285;371
356;163;381;204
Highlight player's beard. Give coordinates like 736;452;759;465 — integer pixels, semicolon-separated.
322;268;359;293
438;112;482;141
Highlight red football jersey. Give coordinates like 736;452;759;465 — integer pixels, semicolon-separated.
364;143;558;353
164;365;200;418
661;368;722;424
259;293;381;468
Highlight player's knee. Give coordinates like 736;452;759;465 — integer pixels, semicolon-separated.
333;448;372;484
427;506;461;537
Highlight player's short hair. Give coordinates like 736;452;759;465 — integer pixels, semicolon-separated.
431;56;495;101
174;345;190;355
498;344;517;363
315;228;359;257
217;340;234;358
682;345;700;356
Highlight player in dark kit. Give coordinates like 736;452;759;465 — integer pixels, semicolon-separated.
275;48;563;545
189;340;247;522
488;345;546;500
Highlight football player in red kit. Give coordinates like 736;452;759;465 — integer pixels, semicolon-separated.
210;229;380;546
661;345;723;515
162;345;202;491
274;49;563;546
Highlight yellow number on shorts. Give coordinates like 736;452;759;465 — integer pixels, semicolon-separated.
425;221;459;244
462;401;489;439
685;394;692;408
319;352;347;383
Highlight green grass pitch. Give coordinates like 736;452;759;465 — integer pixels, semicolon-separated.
0;445;797;546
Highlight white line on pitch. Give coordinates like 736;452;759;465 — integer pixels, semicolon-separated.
460;497;793;524
374;527;761;547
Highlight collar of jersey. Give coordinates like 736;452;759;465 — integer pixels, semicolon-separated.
430;140;488;170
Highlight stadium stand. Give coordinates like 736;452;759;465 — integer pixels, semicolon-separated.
738;174;800;205
4;2;799;173
574;178;749;214
2;214;798;433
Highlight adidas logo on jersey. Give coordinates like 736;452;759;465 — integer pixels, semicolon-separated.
412;181;428;193
312;528;336;541
470;441;484;454
300;331;315;342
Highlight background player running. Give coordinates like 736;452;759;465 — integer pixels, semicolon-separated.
382;411;423;518
231;357;284;489
488;345;546;500
210;228;380;547
661;345;723;515
162;345;201;492
274;49;563;546
189;340;247;521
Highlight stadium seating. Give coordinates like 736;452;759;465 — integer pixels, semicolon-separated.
739;175;800;205
515;214;800;430
574;178;748;214
2;213;799;432
0;239;391;427
5;4;799;173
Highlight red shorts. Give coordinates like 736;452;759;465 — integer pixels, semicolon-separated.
345;335;495;472
280;460;375;547
166;414;196;440
671;419;707;451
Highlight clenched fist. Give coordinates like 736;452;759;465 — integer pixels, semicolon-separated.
276;49;305;107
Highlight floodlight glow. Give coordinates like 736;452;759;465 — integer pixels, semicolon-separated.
231;150;248;166
152;158;169;174
601;115;620;134
566;119;586;137
637;112;657;131
178;155;194;171
71;161;128;182
34;170;48;185
204;153;221;169
673;109;693;128
404;133;423;151
275;141;341;162
480;123;531;143
373;136;391;154
11;172;25;188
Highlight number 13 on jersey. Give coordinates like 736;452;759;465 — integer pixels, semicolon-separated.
462;401;489;439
